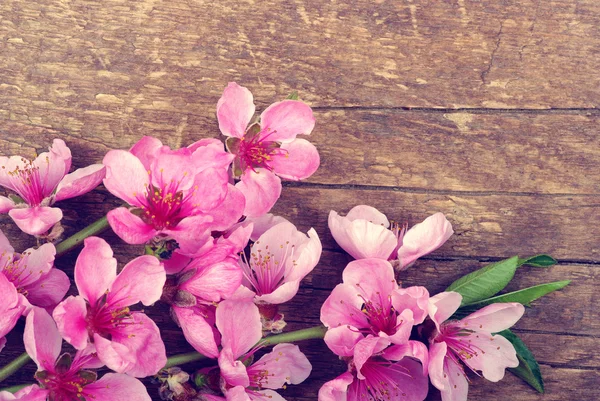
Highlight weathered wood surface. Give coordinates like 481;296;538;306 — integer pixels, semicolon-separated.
0;0;599;400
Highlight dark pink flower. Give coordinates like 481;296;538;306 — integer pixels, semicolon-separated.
217;82;319;217
103;136;242;255
16;307;152;401
53;237;166;377
427;292;524;401
0;139;105;235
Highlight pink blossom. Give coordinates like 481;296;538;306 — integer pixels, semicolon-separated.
52;237;167;377
216;299;312;400
239;219;321;306
328;206;453;270
217;82;319;217
19;307;151;401
0;139;105;235
320;259;429;362
427;292;524;401
103;136;243;255
318;350;429;401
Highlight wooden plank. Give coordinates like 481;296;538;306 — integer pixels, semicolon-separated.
0;0;598;114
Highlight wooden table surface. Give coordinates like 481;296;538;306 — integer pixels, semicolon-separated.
1;1;599;400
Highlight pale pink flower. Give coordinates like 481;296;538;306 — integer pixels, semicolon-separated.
17;307;152;401
328;206;453;270
320;259;429;362
0;139;105;235
239;220;321;306
427;292;524;401
103;136;243;255
217;82;319;217
318;349;429;401
216;299;312;401
53;237;167;377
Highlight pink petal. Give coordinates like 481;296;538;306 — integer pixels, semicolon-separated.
217;82;255;139
173;306;220;358
181;260;242;303
189;167;229;212
107;207;158;245
0;337;5;353
204;184;246;232
244;214;288;241
328;211;397;260
0;275;24;339
464;333;519;381
345;205;390;226
24;307;61;371
355;358;428;401
342;259;397;300
461;303;525;333
189;138;236;171
14;243;56;288
52;296;89;350
270;138;319;180
0;385;48;401
84;373;151;401
392;286;430;325
149;146;196;191
9;206;63;236
428;292;463;331
0;156;25;193
248;343;312;388
0;196;15;213
383;340;430;375
251;390;286;401
102;149;149;206
35;139;71;195
216;299;262;359
254;280;300;305
130;136;164;170
354;336;391;379
259;100;315;143
99;312;167;377
225;386;252;401
163;214;213;255
24;268;70;309
318;372;353;401
108;255;165;308
385;309;414;345
219;347;250;388
320;283;369;330
162;251;191;275
75;237;117;303
236;169;282;218
54;164;106;202
323;325;363;357
397;213;453;268
428;341;448;391
441;355;469;401
286;228;322;282
0;230;14;252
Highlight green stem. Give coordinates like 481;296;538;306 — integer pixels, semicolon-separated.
55;216;109;257
164;325;326;368
0;383;31;393
0;353;32;384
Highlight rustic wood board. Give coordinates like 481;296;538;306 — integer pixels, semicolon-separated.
0;0;598;400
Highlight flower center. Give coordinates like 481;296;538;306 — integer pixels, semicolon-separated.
240;241;296;296
356;286;401;336
86;298;135;340
236;130;287;173
2;157;49;205
0;250;41;293
437;322;485;375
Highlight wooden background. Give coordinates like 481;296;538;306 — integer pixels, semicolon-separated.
1;1;599;400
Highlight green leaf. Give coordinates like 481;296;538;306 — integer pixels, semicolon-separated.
286;91;299;100
446;256;520;305
498;329;544;393
517;254;557;267
463;280;570;308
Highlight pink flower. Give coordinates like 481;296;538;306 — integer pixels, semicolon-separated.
0;273;25;354
318;349;429;401
427;292;524;401
217;82;319;217
216;299;312;400
239;219;321;305
103;136;243;255
52;237;167;377
18;307;152;401
0;139;105;235
320;259;429;363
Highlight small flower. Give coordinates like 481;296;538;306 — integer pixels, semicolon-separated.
328;205;453;271
0;139;105;235
217;82;319;217
53;237;167;377
103;136;243;255
427;292;524;401
17;307;152;401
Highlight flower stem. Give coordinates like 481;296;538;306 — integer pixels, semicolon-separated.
55;216;109;257
0;353;32;384
164;325;327;368
0;383;31;393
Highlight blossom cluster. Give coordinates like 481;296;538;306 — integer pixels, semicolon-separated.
0;83;556;401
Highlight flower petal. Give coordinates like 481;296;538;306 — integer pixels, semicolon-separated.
129;136;163;170
189;138;236;171
173;306;220;358
320;283;369;330
392;286;430;325
260;100;315;142
254;280;300;305
108;255;165;308
13;243;56;289
216;299;262;359
323;325;363;357
441;356;469;401
236;169;282;218
464;333;519;381
342;259;397;300
219;347;250;388
75;237;117;303
181;260;242;303
204;184;246;232
353;336;391;379
189;167;229;212
217;82;255;139
102;149;149;206
225;386;251;401
270;138;319;180
0;385;48;401
84;373;151;401
428;341;449;391
345;205;390;226
24;268;70;309
0;275;24;340
163;214;214;256
248;343;312;388
54;164;106;202
286;228;322;282
0;196;15;213
397;213;453;268
318;372;353;401
383;340;430;375
107;207;158;245
9;206;63;236
428;292;462;331
24;307;61;371
461;302;525;333
52;296;89;350
35;139;71;195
